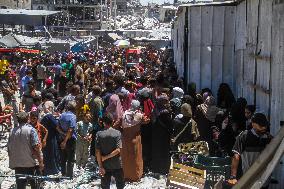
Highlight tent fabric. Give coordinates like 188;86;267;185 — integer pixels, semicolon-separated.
0;33;20;47
0;33;38;48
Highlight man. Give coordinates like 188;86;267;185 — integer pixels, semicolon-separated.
36;61;47;91
56;85;80;112
75;61;84;84
61;59;74;81
41;78;58;101
86;85;104;157
95;114;125;189
20;80;41;112
229;113;272;188
58;101;77;178
21;70;33;96
8;112;44;189
0;70;18;106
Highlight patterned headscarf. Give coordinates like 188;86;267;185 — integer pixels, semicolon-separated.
200;96;220;122
172;87;184;99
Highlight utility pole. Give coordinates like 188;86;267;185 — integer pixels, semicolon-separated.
114;0;117;30
100;0;103;29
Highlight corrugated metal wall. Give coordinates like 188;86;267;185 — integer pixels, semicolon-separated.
187;4;236;96
172;2;284;186
235;0;284;136
172;0;284;135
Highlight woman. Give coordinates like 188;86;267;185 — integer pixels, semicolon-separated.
217;83;236;110
195;96;220;155
231;97;247;133
40;101;60;175
151;94;173;175
245;105;256;130
139;88;155;171
106;94;124;129
172;103;199;151
170;87;184;117
120;100;149;181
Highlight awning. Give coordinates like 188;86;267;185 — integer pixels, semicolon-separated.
0;9;60;26
0;48;40;54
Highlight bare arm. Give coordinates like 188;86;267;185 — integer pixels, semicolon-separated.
56;126;65;135
63;128;73;143
102;148;121;162
59;128;73;149
231;153;240;177
42;127;48;148
227;153;240;185
33;144;44;172
96;149;104;168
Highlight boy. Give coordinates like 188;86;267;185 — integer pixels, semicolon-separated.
95;113;124;189
76;113;93;168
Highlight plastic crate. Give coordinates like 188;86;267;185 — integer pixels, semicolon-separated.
194;155;231;167
193;155;231;189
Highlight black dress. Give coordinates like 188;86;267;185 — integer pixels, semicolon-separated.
40;113;60;175
151;110;173;174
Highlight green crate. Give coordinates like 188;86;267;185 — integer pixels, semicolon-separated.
193;155;232;189
194;155;231;167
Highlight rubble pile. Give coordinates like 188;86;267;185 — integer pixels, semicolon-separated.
111;15;171;40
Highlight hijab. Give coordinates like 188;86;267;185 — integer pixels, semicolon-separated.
122;100;143;128
200;96;220;122
181;103;192;118
106;94;124;121
172;87;184;99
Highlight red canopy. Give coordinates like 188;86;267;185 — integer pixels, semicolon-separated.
0;48;40;54
126;48;141;54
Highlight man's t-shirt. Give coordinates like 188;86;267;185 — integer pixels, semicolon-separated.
58;76;69;96
36;64;47;80
232;129;272;173
95;128;122;170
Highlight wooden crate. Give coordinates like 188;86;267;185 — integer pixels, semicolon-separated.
167;163;206;189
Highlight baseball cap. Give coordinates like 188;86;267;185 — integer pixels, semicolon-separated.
45;78;53;85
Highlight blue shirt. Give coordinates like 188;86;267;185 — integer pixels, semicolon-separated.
59;111;77;139
21;76;32;91
54;64;62;76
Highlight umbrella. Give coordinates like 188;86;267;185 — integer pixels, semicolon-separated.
114;40;130;48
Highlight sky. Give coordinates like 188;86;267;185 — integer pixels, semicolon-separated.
139;0;174;5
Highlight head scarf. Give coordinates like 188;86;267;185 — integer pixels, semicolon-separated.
181;103;192;118
200;96;220;122
155;94;170;116
202;92;210;102
106;94;124;121
172;87;184;99
130;100;140;111
43;101;54;113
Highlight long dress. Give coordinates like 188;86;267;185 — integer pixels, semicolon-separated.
151;110;172;174
121;110;144;181
40;113;60;175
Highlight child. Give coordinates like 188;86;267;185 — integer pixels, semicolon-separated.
76;113;93;168
29;111;48;149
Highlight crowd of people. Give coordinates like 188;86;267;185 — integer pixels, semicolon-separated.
0;46;272;189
